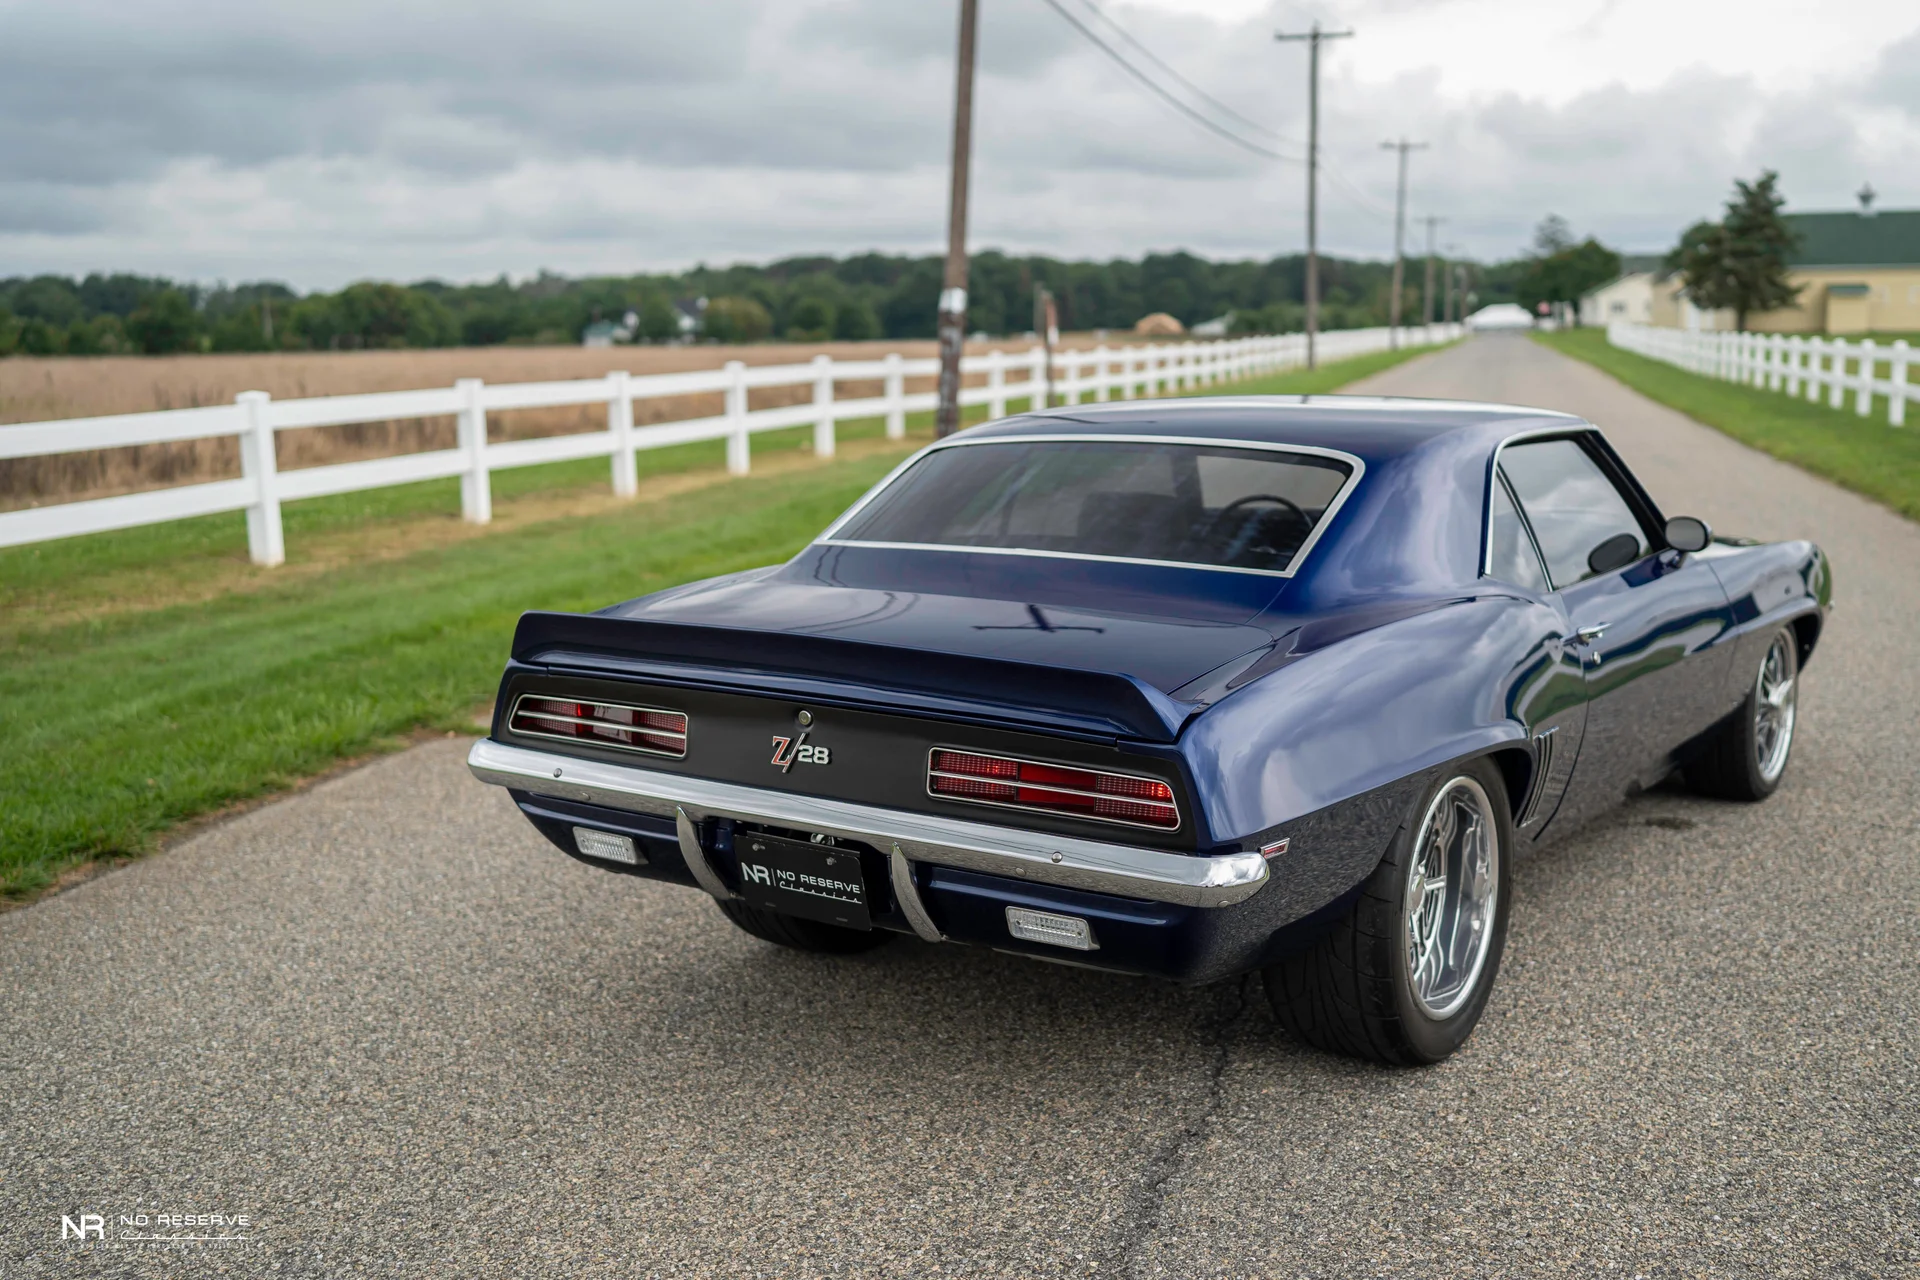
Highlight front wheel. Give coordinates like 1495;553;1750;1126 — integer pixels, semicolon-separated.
1686;626;1798;802
1264;759;1513;1066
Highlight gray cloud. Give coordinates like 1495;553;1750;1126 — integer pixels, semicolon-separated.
0;0;1913;286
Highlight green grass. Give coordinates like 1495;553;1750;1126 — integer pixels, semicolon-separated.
1537;328;1920;523
0;341;1450;900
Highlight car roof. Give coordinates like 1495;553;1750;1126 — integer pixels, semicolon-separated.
959;394;1587;461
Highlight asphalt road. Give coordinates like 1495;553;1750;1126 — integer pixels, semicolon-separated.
5;334;1916;1278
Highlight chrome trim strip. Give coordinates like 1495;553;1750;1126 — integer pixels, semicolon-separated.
675;805;737;901
889;844;946;943
470;739;1268;909
813;433;1366;581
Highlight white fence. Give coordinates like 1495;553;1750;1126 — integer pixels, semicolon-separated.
0;324;1454;565
1608;322;1915;427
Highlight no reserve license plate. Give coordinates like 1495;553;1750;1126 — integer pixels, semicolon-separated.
735;833;871;930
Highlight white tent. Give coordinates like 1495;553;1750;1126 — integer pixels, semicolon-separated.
1465;303;1535;331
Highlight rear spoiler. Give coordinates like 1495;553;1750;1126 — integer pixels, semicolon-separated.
508;610;1191;742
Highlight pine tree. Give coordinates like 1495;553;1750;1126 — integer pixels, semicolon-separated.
1667;171;1801;331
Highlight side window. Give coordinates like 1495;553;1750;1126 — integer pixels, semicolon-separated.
1487;474;1549;592
1499;439;1649;588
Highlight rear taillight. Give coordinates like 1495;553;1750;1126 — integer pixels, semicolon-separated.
509;695;687;758
928;748;1179;831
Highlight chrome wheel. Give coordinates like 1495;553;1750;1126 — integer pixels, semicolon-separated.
1403;776;1502;1020
1755;631;1798;783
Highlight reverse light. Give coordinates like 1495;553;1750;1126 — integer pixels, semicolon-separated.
572;827;640;865
510;695;688;758
1006;906;1099;951
928;749;1179;831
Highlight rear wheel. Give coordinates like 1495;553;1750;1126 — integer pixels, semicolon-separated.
715;898;894;954
1686;626;1798;801
1264;758;1512;1066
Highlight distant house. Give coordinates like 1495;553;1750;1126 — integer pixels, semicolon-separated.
1190;313;1233;338
1746;204;1920;335
1134;312;1185;337
674;298;708;340
1464;303;1534;332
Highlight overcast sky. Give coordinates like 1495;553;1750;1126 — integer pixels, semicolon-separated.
2;0;1915;288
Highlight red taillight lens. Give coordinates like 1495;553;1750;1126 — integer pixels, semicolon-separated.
510;695;687;758
928;749;1178;831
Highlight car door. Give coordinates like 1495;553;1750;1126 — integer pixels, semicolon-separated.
1483;468;1589;839
1499;436;1733;829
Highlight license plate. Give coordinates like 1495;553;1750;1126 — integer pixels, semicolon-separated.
734;833;871;930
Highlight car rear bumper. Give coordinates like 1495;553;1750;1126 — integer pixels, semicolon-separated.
467;738;1270;912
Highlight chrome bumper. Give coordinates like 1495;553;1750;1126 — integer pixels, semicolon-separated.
467;739;1269;910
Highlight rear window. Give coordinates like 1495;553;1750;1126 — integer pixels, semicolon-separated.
832;439;1355;573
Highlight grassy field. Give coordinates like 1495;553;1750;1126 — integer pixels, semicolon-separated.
1538;328;1920;522
0;341;1448;902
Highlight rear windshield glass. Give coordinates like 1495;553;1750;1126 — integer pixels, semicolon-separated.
832;439;1355;573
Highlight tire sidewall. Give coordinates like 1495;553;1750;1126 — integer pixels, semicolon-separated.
1376;757;1515;1063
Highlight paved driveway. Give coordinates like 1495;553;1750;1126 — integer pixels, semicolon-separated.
5;335;1916;1277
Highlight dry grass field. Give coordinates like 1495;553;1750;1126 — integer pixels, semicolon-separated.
1;336;1123;510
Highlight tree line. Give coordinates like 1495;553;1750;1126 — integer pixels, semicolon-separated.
0;237;1607;359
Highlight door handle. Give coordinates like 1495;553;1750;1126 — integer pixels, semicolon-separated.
1573;624;1610;644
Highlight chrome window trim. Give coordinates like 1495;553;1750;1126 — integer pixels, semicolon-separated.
508;692;688;760
814;433;1367;581
468;739;1267;909
925;746;1181;833
1479;424;1603;580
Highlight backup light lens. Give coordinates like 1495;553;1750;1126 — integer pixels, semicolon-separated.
1006;906;1099;951
510;695;687;758
573;827;640;865
928;749;1179;831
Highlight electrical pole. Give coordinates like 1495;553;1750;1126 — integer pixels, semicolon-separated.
935;0;980;438
1418;215;1444;328
1379;138;1426;347
1033;283;1058;406
1276;21;1353;370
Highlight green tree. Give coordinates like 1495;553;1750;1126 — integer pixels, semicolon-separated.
17;318;65;355
126;289;202;354
703;296;772;344
1516;237;1621;315
785;296;834;342
0;305;19;356
1667;170;1801;331
833;299;879;341
636;294;680;343
64;314;128;355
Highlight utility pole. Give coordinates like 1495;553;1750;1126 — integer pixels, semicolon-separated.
1417;215;1444;327
935;0;980;438
1033;283;1058;407
1442;246;1456;325
1379;138;1426;347
1276;21;1353;370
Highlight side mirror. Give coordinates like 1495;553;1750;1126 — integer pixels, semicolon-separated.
1586;532;1642;576
1664;515;1711;553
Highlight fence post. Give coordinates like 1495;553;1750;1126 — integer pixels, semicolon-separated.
1857;338;1877;417
236;390;284;566
1829;341;1847;409
608;370;637;497
1030;345;1048;410
725;360;750;474
811;354;836;458
884;352;906;439
1094;344;1110;402
455;377;491;525
987;349;1006;419
1890;340;1910;428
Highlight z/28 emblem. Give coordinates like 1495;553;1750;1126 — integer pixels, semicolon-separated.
771;733;831;772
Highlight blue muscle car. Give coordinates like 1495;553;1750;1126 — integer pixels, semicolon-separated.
468;396;1830;1064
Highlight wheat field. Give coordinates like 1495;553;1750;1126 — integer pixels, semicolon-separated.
1;336;1121;510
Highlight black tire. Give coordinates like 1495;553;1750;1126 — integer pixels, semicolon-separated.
1686;625;1799;802
1263;758;1513;1066
715;898;894;954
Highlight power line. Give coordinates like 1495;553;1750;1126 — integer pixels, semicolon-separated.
1038;0;1300;165
1069;0;1297;148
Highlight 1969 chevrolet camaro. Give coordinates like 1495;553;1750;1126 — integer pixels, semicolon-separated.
468;396;1830;1065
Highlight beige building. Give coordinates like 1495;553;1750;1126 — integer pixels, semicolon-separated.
1585;207;1920;335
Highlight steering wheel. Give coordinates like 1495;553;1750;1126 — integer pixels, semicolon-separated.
1202;493;1310;549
